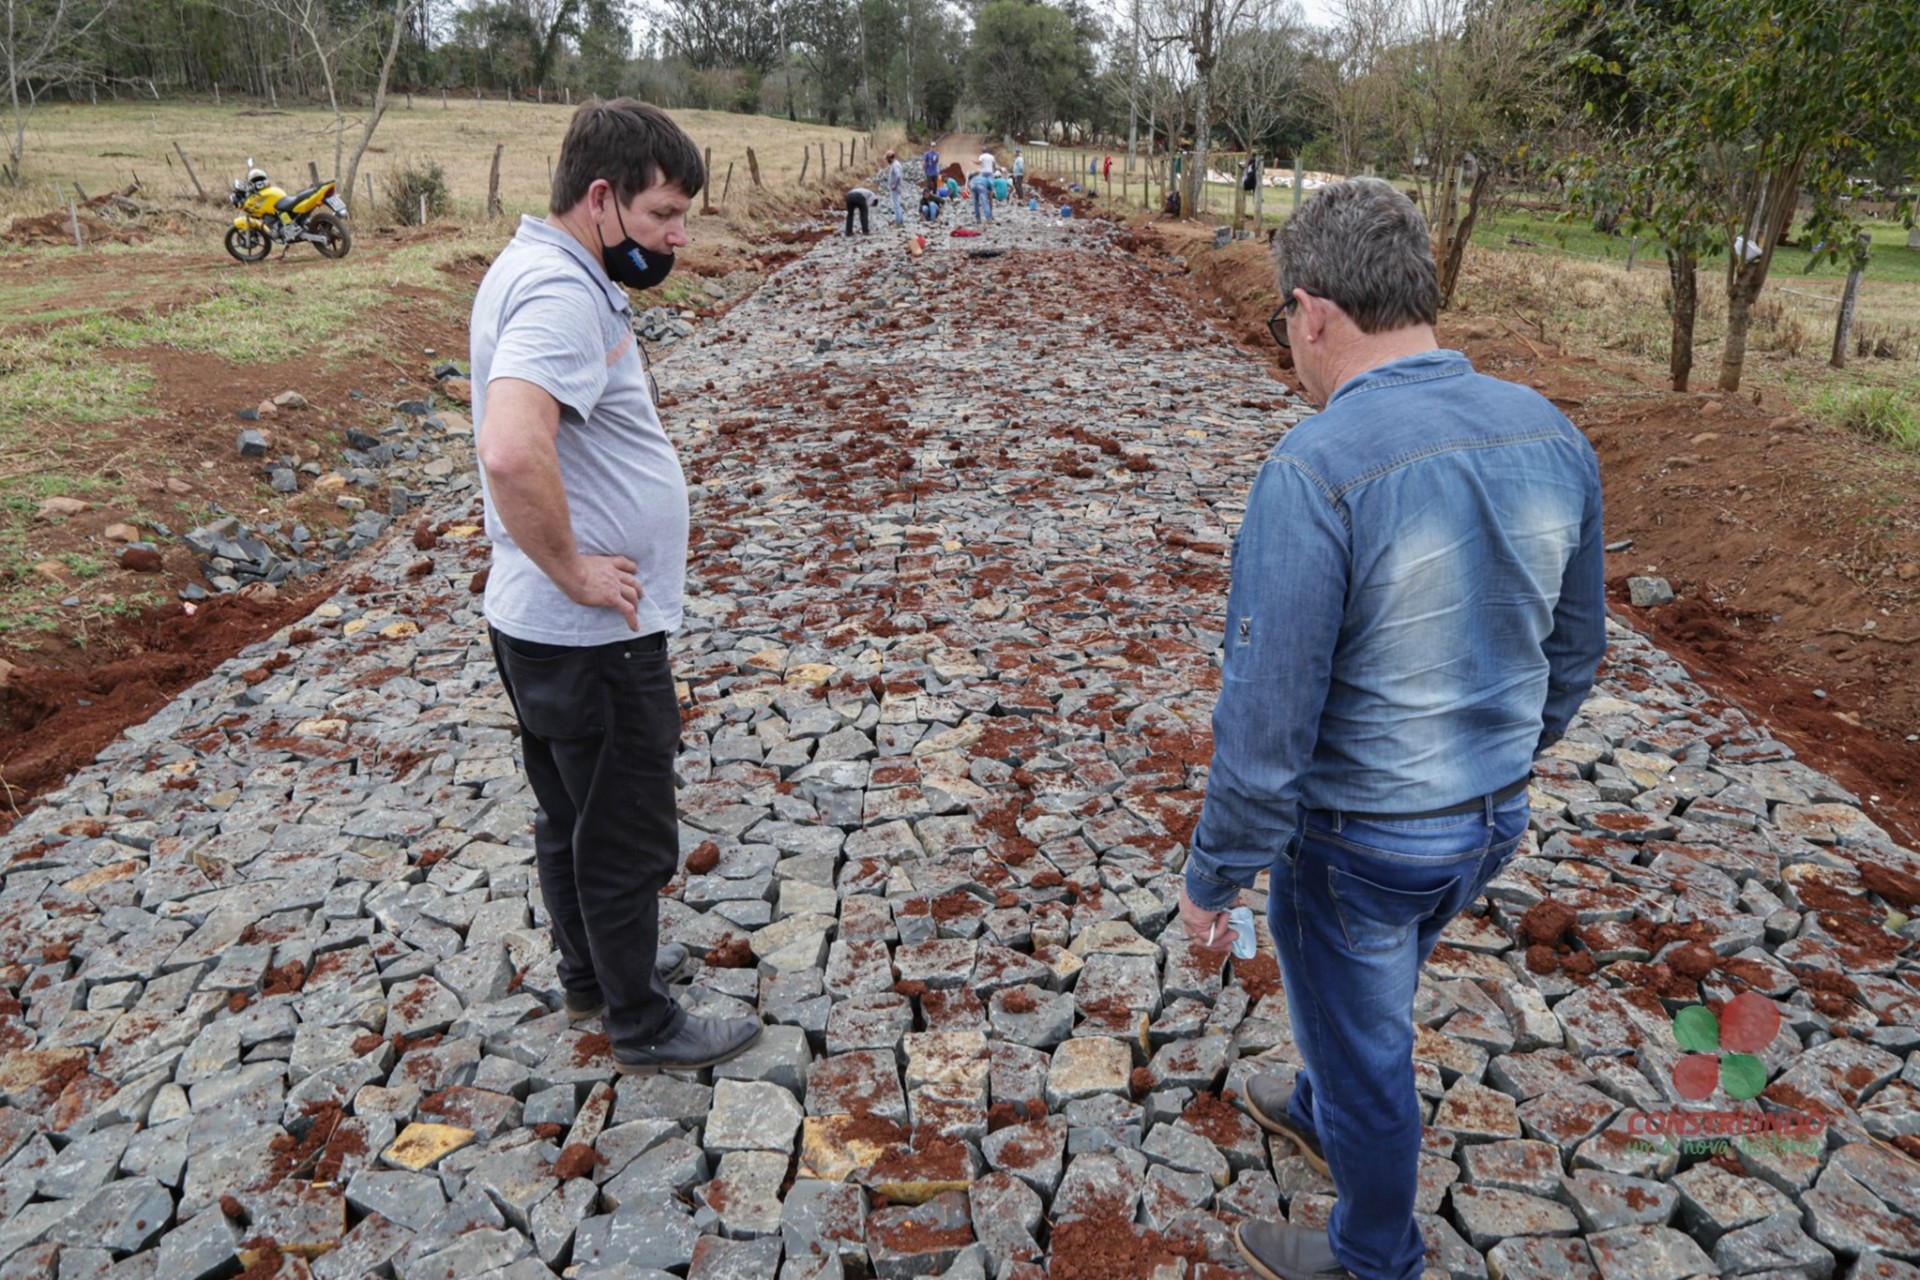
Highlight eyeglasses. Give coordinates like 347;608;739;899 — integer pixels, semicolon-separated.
1266;287;1329;349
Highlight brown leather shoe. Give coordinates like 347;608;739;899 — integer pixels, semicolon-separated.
1243;1072;1330;1178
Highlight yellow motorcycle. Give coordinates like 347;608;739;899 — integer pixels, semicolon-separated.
226;162;351;262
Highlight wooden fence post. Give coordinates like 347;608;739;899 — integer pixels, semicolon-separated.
308;160;320;185
69;198;85;249
1253;156;1264;229
702;148;714;214
489;144;504;219
746;147;762;187
442;88;448;109
799;149;810;183
172;142;208;201
819;142;826;176
1625;235;1638;271
721;162;733;208
838;141;845;170
364;171;374;214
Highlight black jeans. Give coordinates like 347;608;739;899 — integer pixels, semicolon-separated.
844;195;870;235
489;627;684;1047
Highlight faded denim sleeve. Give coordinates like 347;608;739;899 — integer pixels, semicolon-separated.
1185;456;1349;912
1537;452;1607;752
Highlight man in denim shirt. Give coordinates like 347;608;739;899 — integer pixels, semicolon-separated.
1178;179;1606;1280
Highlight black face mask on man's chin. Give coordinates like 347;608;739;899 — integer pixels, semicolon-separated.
598;198;674;291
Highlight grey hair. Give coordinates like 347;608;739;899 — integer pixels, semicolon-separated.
1271;177;1440;334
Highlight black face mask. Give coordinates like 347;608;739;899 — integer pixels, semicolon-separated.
598;199;674;291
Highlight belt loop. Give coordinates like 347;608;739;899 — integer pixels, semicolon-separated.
1330;810;1344;834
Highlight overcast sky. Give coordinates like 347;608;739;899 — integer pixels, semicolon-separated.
1089;0;1338;40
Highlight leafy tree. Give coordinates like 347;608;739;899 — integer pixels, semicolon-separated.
968;1;1089;143
1579;0;1920;392
654;0;783;72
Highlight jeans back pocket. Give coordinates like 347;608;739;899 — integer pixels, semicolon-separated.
1327;865;1459;955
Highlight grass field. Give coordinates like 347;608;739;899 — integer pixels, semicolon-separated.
0;101;907;650
1;99;905;225
1050;155;1919;427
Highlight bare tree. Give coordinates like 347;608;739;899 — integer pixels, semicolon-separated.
3;0;114;184
1300;0;1400;179
341;0;421;215
1212;10;1303;156
1146;0;1272;215
249;0;360;188
1387;0;1563;304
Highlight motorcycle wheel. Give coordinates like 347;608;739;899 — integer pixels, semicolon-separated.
224;225;272;263
308;212;351;260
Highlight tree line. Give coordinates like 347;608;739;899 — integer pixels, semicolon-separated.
5;0;1915;393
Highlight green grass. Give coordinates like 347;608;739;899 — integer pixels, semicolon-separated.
0;228;501;437
1472;207;1920;285
1818;386;1920;450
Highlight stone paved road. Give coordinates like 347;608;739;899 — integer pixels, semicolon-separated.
4;204;1920;1280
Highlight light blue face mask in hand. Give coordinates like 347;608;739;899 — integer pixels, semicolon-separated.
1207;906;1259;960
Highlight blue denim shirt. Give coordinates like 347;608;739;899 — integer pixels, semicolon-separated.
1185;349;1606;911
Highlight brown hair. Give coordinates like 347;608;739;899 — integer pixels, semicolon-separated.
549;98;705;215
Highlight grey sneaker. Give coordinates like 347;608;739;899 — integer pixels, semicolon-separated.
612;1013;763;1074
1234;1220;1355;1280
1243;1073;1329;1178
561;943;693;1021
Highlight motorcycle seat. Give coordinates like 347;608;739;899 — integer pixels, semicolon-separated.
276;183;325;214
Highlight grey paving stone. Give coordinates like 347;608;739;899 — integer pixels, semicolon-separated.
1586;1223;1717;1280
1713;1212;1837;1280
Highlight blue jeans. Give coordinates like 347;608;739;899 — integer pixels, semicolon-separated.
1270;792;1528;1280
972;182;992;221
889;188;903;225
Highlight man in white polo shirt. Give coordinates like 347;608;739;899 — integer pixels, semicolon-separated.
470;98;762;1074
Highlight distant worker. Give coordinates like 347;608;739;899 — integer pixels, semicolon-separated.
923;144;940;184
1012;149;1026;200
969;168;994;223
1103;154;1113;182
883;149;905;227
979;148;996;179
844;186;876;236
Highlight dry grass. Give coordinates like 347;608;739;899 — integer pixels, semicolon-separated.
0;100;907;228
1453;246;1920;420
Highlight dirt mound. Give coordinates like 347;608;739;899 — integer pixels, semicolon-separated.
0;589;324;830
3;207;148;247
0;185;188;247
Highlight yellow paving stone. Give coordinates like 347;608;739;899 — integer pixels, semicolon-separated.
383;1122;476;1171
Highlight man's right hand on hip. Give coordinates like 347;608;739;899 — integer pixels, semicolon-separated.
561;553;643;631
